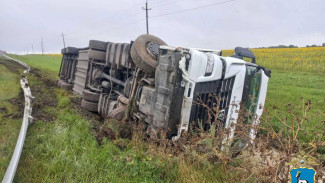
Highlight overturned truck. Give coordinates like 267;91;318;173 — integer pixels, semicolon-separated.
58;34;271;150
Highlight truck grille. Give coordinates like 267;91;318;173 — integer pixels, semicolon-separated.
189;76;235;129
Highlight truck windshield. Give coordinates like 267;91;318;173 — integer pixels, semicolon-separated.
242;66;262;124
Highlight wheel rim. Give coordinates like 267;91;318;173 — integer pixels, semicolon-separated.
146;41;160;60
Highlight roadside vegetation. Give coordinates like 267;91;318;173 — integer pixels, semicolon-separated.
9;54;61;77
0;57;25;178
1;47;324;182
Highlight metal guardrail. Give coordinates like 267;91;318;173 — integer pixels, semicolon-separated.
1;54;33;183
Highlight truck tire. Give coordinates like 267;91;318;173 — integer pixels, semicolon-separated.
65;47;79;55
130;34;167;74
88;50;106;61
81;99;98;112
61;48;66;54
60;81;73;90
89;40;108;52
82;89;100;102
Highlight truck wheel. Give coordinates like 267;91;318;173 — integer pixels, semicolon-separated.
130;34;167;74
61;48;66;54
82;89;100;102
88;50;106;61
89;40;108;52
60;81;73;90
65;47;79;55
81;99;98;112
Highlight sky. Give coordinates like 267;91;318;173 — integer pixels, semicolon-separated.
0;0;324;54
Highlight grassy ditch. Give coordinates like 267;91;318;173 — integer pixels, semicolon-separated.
0;58;25;178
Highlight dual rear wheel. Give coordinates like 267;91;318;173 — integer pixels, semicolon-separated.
81;89;100;112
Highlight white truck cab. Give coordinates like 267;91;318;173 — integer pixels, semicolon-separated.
149;45;270;151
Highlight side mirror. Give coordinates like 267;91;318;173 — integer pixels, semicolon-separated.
233;47;256;63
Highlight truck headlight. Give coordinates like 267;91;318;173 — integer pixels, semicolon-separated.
205;55;214;76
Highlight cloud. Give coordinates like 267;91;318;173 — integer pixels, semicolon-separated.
0;0;324;53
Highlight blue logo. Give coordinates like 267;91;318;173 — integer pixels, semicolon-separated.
290;167;316;183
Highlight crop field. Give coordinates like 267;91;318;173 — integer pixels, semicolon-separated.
224;47;325;72
1;47;324;182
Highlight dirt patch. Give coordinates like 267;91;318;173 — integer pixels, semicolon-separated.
0;107;8;113
0;58;26;74
29;68;41;78
30;68;57;88
97;126;116;142
93;121;134;146
118;122;133;139
28;69;58;122
5;91;25;119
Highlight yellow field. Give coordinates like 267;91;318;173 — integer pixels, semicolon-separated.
223;47;325;72
48;47;325;72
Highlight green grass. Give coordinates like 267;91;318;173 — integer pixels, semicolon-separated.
265;70;325;141
0;65;21;100
0;62;23;178
9;54;62;78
